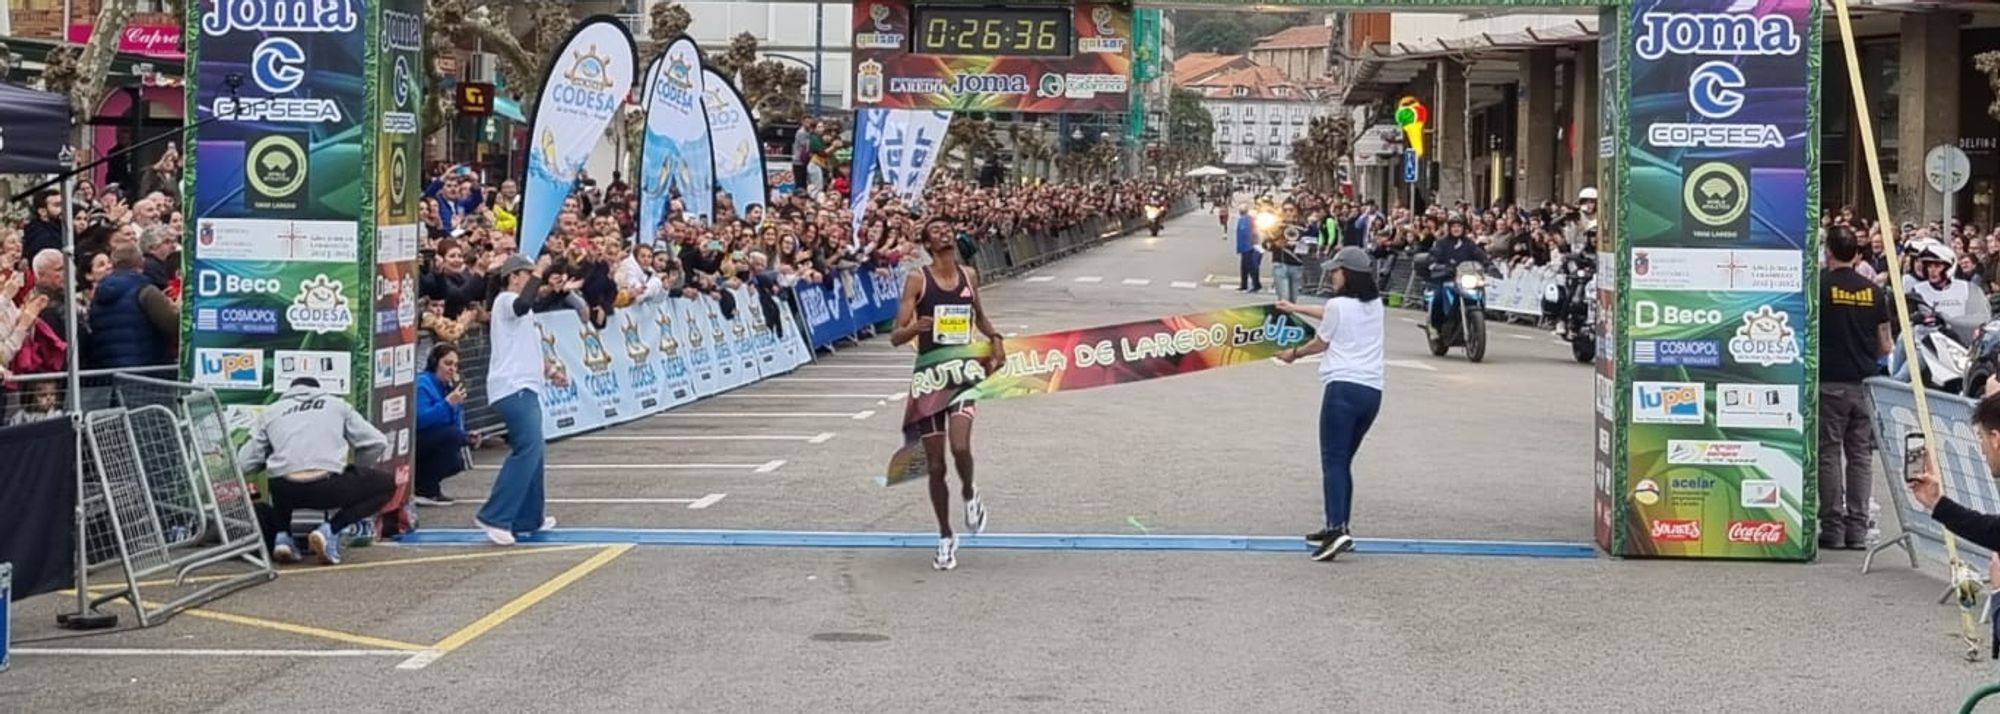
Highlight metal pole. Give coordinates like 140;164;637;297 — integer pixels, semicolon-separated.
58;150;100;628
812;3;824;117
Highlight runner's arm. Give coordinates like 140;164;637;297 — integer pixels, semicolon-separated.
889;272;925;347
966;268;1002;342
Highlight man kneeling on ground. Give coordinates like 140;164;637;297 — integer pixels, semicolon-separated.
237;377;395;565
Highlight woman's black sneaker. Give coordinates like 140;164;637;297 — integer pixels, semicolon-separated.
1312;530;1355;562
1305;529;1332;545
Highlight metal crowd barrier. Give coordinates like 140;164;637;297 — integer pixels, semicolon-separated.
67;374;275;629
1864;378;1998;574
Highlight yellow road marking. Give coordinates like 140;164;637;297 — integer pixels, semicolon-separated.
95;544;607;590
183;608;430;652
428;544;632;654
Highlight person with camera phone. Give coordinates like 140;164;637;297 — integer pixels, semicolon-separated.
1907;396;2000;586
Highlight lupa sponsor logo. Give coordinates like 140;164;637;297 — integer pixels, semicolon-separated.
1726;520;1786;544
1649;519;1702;542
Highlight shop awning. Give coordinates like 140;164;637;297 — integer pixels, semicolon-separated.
494;97;525;123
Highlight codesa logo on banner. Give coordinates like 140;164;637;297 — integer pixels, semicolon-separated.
1727;305;1801;367
1633;381;1706;424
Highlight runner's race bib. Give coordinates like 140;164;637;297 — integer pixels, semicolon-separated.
933;305;973;345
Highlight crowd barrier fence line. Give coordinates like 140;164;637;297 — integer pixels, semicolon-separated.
430;197;1200;444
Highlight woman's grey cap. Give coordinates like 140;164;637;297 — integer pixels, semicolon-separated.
497;255;535;275
1322;246;1371;273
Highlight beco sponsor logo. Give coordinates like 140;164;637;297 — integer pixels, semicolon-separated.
1726;520;1786;544
1634;300;1722;330
197;269;282;297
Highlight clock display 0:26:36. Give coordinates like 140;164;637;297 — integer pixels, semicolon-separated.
910;6;1073;57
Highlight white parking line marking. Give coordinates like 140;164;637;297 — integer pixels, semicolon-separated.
1399;317;1419;324
570;434;830;443
449;496;728;508
772;377;908;383
1510;334;1535;341
16;648;415;659
715;393;901;399
1024;276;1055;283
1074;276;1103;283
476;463;777;471
755;459;786;473
396;651;446;670
853;410;877;420
1122;278;1152;286
1384;359;1440;372
1170;281;1199;289
652;411;870;418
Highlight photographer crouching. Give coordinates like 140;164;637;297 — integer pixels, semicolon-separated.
237;377;396;565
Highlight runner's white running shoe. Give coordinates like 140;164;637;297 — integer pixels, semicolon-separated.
934;536;958;571
966;496;988;535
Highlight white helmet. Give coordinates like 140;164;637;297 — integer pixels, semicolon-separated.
1912;238;1955;266
1577;187;1598;202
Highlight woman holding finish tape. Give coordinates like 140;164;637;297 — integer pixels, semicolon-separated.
1276;245;1386;562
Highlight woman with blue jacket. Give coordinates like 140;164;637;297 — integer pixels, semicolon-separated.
413;344;480;506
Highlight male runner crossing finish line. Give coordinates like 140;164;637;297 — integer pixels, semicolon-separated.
893;218;1005;571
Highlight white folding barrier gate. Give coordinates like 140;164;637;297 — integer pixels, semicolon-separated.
62;376;274;629
1864;378;1997;616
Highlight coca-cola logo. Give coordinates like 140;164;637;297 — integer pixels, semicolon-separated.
1649;519;1702;541
1727;520;1786;544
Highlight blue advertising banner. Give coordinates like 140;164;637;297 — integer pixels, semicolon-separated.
521;17;637;257
850;108;885;239
675;295;723;397
1608;0;1819;560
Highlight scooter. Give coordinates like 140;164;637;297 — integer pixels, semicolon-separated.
1144;204;1165;236
1889;293;1974;394
1542;252;1597;363
1421;258;1492;363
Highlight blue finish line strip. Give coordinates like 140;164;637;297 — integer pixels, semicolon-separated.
395;529;1598;559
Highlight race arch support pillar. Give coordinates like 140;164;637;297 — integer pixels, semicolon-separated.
1593;0;1821;561
182;0;427;485
1515;48;1557;207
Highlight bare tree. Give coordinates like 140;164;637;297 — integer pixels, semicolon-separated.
43;0;136;136
647;0;692;61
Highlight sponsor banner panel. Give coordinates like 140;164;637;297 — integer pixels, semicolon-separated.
1613;0;1818;560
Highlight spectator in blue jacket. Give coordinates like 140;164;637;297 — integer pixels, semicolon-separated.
425;169;486;234
1235;204;1263;293
87;244;176;368
413;344;480;506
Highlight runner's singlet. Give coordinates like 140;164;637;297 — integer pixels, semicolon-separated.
915;265;977;354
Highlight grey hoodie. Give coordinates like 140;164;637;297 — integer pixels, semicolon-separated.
236;383;390;480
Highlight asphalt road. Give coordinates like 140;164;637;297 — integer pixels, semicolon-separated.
6;209;1995;712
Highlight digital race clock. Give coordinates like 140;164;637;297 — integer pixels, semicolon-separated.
911;6;1073;57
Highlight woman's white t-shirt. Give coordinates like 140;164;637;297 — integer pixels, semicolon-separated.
1316;296;1386;390
487;292;544;404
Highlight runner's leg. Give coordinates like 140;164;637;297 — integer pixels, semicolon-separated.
922;429;952;538
948;407;976;499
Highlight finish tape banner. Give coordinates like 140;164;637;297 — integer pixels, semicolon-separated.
533;291;805;439
885;305;1311;484
521;16;636;257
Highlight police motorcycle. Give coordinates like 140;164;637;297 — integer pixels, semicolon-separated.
1144;191;1167;236
1891;241;1987;394
1542;249;1598;364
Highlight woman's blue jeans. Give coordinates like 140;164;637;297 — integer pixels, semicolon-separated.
478;388;547;533
1319;380;1382;530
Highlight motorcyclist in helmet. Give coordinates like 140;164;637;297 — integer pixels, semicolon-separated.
1906;239;1981;326
1426;216;1492;327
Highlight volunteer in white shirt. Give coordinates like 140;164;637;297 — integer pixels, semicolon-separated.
1276;246;1387;562
477;254;569;546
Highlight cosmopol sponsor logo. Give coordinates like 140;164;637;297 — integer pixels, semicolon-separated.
195;306;280;334
1632;339;1721;367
